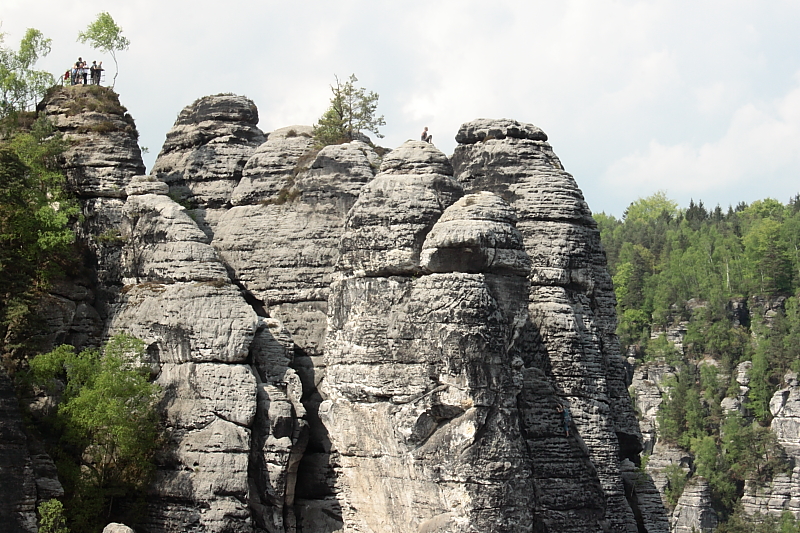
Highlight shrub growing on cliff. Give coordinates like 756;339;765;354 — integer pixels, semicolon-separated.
313;74;385;146
28;334;160;532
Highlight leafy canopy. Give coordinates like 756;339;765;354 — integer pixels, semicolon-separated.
0;116;76;358
0;28;55;116
77;12;130;88
28;334;160;532
313;74;386;146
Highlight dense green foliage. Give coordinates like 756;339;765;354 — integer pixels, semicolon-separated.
313;74;385;146
38;499;70;533
27;335;160;533
77;12;130;89
0;114;77;360
718;510;800;533
599;192;800;520
1;28;55;116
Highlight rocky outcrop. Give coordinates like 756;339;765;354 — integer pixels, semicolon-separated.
452;118;662;532
739;372;800;519
18;94;670;533
41;85;145;199
632;362;676;454
151;94;266;236
215;139;378;311
0;367;64;533
319;130;667;532
37;86;147;349
671;477;718;533
324;178;557;531
100;173;260;532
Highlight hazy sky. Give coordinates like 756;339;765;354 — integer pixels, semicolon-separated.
3;0;800;217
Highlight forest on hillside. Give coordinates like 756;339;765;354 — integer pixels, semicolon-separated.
597;192;800;532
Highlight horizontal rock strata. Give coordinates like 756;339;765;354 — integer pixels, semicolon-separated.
452;118;666;533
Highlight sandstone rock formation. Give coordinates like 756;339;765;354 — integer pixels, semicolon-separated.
13;92;671;533
151;94;266;236
671;477;718;533
451;118;662;533
739;372;800;519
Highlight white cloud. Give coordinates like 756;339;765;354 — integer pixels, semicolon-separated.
603;74;800;206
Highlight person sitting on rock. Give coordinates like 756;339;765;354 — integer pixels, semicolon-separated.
421;127;432;143
556;402;571;436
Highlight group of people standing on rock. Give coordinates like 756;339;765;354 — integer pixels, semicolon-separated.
65;57;103;86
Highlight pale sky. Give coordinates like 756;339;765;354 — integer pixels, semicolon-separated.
3;0;800;217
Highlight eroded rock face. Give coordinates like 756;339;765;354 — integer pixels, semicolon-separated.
230;125;315;206
152;94;266;236
214;139;380;355
21;96;669;533
320;137;639;531
337;141;462;276
671;478;718;533
739;373;800;519
41;86;145;199
100;177;261;532
452;118;661;533
323;184;544;531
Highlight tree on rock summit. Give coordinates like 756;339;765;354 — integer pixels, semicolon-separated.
77;12;130;89
313;74;386;146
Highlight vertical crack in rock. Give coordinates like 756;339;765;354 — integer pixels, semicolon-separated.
451;118;669;533
213;129;383;531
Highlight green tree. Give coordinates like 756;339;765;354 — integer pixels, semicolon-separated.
0;116;76;358
313;74;385;145
0;28;54;117
28;334;160;532
37;499;69;533
623;190;679;224
77;12;130;89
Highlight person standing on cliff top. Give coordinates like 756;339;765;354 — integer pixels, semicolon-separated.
421;127;432;143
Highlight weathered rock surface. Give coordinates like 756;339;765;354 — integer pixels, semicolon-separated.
319;129;667;532
671;477;718;533
104;183;267;532
337;141;463;276
420;191;531;276
40;86;145;199
230;125;315;206
151;94;266;236
452;119;662;533
323;184;547;531
214;139;380;358
15;94;670;533
739;373;800;519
